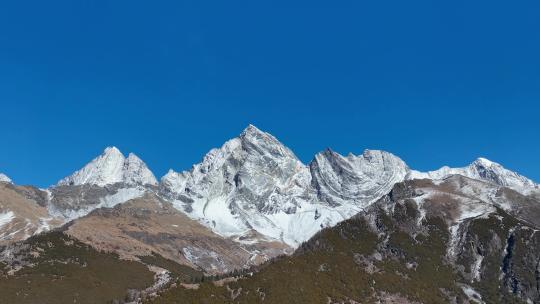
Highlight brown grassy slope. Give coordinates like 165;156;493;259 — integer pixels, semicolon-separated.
0;183;63;245
66;194;290;273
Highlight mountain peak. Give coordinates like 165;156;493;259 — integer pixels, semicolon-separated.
0;173;12;183
320;147;336;156
237;124;299;161
56;147;157;187
104;146;122;154
467;157;537;190
239;124;274;144
408;157;538;192
240;124;263;136
473;157;496;167
126;152;142;162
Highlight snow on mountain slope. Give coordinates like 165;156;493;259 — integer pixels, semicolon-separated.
56;147;158;187
0;211;14;229
65;194;290;273
160;125;412;246
408;157;539;193
48;186;147;220
48;147;158;222
0;173;12;183
161;125;316;246
161;126;539;248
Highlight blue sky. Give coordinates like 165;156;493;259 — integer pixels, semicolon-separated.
0;0;539;187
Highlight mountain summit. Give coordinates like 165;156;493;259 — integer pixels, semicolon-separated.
0;173;12;183
56;146;158;187
161;124;312;245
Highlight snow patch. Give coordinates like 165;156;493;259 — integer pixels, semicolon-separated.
460;284;485;304
447;224;462;259
472;254;483;282
0;211;15;229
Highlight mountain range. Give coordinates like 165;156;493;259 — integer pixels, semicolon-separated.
1;125;539;303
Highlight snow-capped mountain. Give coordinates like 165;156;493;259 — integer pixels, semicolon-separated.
2;124;539;255
57;146;158;187
3;124;540;302
161;124;316;246
46;147;158;220
0;173;11;183
408;157;539;192
161;126;410;246
160;125;539;247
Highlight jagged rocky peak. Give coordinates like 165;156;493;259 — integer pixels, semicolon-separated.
56;146;158;187
309;148;410;207
161;169;190;194
162;124;307;194
160;124;313;246
123;152;158;186
0;173;12;183
239;124;298;160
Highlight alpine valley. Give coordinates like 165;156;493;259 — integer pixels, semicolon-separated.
1;125;540;304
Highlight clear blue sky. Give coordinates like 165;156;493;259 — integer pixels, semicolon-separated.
0;0;539;187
